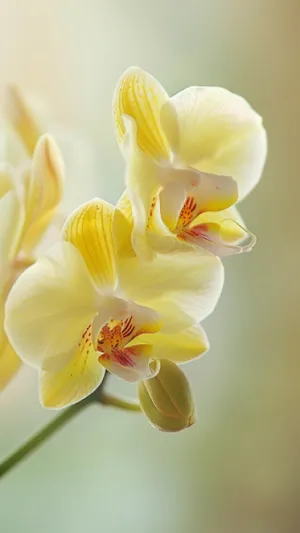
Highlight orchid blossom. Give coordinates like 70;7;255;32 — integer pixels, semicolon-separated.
113;67;267;261
4;198;223;409
0;130;64;390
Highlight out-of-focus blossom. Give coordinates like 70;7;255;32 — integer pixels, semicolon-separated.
0;102;64;390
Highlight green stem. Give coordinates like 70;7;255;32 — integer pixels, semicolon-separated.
0;387;140;480
100;392;141;411
0;399;88;479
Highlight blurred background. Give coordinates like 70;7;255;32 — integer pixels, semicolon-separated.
0;0;299;531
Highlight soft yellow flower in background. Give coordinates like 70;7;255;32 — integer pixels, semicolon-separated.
4;86;42;159
0;181;24;390
113;67;267;260
0;91;64;391
4;198;224;409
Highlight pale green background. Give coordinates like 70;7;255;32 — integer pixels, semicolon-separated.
0;1;299;532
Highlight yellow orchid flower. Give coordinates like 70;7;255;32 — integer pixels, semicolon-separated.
4;199;224;409
0;134;64;390
113;67;267;260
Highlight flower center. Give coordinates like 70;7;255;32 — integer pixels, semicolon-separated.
97;316;144;368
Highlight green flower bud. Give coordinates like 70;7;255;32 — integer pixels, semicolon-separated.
138;359;196;432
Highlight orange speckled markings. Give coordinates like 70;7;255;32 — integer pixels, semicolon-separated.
177;196;198;230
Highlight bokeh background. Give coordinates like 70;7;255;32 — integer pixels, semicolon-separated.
0;1;299;532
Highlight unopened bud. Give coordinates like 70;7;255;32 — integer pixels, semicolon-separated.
138;359;196;432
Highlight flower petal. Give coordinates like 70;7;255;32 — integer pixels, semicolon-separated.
0;308;22;391
0;190;24;275
22;134;64;251
113;66;171;160
121;115;162;261
162;87;267;200
179;219;256;256
27;134;64;216
21;208;57;255
39;323;105;409
159;181;187;231
63;199;116;290
113;192;135;258
5;241;99;369
0;165;14;200
5;85;41;156
117;251;224;330
133;323;209;364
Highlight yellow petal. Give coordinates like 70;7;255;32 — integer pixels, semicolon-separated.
39;322;105;409
121;115;162;261
0;165;14;200
113;66;171;160
5;242;99;369
0;191;24;273
0;335;22;391
20;208;57;254
113;192;135;258
134;323;209;364
26;134;64;220
162;87;267;200
63;199;116;290
0;300;22;391
159;182;187;231
117;251;224;330
21;135;64;252
5;85;41;156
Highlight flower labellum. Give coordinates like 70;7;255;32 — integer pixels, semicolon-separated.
138;359;196;432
